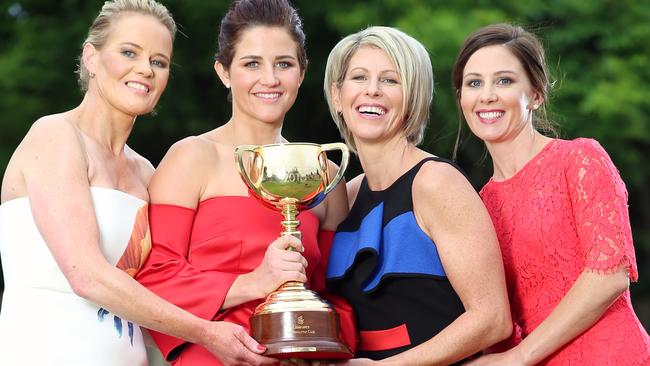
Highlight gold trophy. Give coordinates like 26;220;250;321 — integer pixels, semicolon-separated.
235;142;352;359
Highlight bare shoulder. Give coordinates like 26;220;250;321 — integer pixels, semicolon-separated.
413;159;475;200
346;173;365;209
157;134;228;175
148;135;221;207
413;159;490;240
163;135;217;163
2;114;86;201
23;114;81;150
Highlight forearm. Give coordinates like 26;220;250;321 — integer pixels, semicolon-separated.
511;269;628;365
383;308;511;366
222;272;264;309
75;261;210;346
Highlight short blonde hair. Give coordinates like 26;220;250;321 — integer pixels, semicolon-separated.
76;0;177;92
324;26;433;153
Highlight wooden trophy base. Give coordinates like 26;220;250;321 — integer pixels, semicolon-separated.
250;283;353;360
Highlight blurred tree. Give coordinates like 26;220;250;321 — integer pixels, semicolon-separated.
0;0;648;326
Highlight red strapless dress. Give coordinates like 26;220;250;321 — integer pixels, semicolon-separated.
136;195;355;365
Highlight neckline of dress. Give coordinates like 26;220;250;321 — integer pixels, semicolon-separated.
487;138;559;186
0;186;146;208
363;156;439;194
198;194;252;206
196;194;319;220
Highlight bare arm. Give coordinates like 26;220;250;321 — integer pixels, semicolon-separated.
466;268;629;366
20;119;271;365
313;160;349;231
382;161;511;366
345;174;365;210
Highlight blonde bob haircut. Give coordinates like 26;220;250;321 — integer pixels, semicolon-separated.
76;0;177;92
324;26;433;153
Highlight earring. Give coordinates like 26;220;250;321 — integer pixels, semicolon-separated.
225;83;230;89
531;104;539;110
89;72;95;78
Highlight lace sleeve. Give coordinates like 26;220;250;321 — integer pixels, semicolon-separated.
564;138;638;281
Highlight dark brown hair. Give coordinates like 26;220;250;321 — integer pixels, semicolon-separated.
452;23;556;155
215;0;307;71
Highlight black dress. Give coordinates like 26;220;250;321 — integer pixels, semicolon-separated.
327;157;473;364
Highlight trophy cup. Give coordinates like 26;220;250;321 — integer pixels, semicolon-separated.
235;142;352;359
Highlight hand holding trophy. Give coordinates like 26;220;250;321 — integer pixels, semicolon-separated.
235;142;352;360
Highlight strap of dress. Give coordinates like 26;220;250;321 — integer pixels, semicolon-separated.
359;156;471;195
403;156;470;185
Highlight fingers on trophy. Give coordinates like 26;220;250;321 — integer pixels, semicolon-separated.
235;142;352;360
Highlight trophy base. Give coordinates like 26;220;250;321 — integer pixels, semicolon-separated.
264;339;353;360
250;284;353;360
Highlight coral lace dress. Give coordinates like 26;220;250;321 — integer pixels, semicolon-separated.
0;187;151;365
480;138;649;365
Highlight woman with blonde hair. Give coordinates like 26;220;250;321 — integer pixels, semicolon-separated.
0;1;269;365
323;26;511;365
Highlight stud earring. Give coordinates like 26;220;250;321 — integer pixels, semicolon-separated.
531;104;539;110
89;72;95;78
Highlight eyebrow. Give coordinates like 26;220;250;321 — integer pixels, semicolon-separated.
120;42;170;62
348;66;398;74
239;55;297;61
463;70;518;78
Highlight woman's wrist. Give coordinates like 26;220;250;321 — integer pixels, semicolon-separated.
228;272;264;307
510;344;535;366
193;318;210;346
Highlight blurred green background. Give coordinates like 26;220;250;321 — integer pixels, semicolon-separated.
1;0;648;329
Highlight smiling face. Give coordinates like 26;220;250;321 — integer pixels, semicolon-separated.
459;45;542;145
331;46;404;147
215;25;304;126
85;13;172;117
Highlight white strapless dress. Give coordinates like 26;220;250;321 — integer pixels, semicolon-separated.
0;187;152;365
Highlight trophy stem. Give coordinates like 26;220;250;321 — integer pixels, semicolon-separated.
280;201;301;240
278;280;307;291
280;200;304;290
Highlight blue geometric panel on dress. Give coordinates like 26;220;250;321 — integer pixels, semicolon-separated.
327;202;446;292
97;307;135;346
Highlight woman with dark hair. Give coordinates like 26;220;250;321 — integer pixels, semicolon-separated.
135;1;353;365
453;23;650;365
0;1;266;365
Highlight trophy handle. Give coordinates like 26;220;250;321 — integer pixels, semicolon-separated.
320;143;349;195
235;145;261;194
